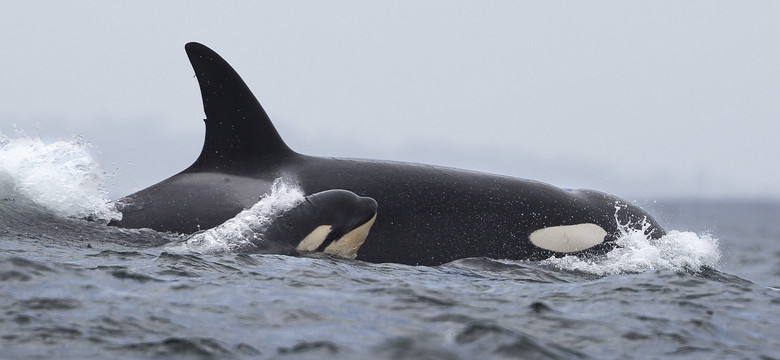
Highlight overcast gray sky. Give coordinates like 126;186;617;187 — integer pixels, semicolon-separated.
2;1;779;200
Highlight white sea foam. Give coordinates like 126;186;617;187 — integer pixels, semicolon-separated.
165;178;305;254
0;133;120;223
541;229;721;275
540;202;721;275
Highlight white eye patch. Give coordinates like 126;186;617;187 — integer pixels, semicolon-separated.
528;223;607;253
323;214;377;259
296;225;332;251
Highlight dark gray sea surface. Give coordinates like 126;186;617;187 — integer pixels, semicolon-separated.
1;136;779;359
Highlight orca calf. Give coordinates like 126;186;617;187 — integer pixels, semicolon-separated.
110;42;665;266
262;189;378;258
182;189;377;259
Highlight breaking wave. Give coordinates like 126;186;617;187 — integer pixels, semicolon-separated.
537;202;720;275
0;133;120;223
165;179;305;254
540;229;720;275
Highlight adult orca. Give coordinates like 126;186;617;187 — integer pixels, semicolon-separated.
181;188;378;259
109;42;665;266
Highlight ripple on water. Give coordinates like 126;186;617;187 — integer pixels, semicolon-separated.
112;337;260;359
109;270;163;283
152;252;243;278
17;297;81;311
85;250;153;261
277;340;340;356
454;321;589;359
0;256;56;282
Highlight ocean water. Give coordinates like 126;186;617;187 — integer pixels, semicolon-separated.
1;136;778;359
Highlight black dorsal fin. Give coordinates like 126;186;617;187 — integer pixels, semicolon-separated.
184;42;293;173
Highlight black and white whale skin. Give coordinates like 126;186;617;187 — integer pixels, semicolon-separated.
109;42;665;266
186;189;378;259
261;189;378;259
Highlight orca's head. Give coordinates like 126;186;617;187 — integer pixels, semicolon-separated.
269;190;378;259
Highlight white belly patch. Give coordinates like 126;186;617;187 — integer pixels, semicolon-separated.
528;223;607;253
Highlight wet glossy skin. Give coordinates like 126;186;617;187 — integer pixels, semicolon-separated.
110;42;665;266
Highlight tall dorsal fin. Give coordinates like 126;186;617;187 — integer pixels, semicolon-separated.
184;42;293;173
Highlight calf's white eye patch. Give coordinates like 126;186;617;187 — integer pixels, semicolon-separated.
528;223;607;253
296;225;332;251
323;214;377;259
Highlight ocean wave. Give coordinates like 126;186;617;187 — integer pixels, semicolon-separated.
541;229;720;275
164;178;304;254
0;133;120;223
